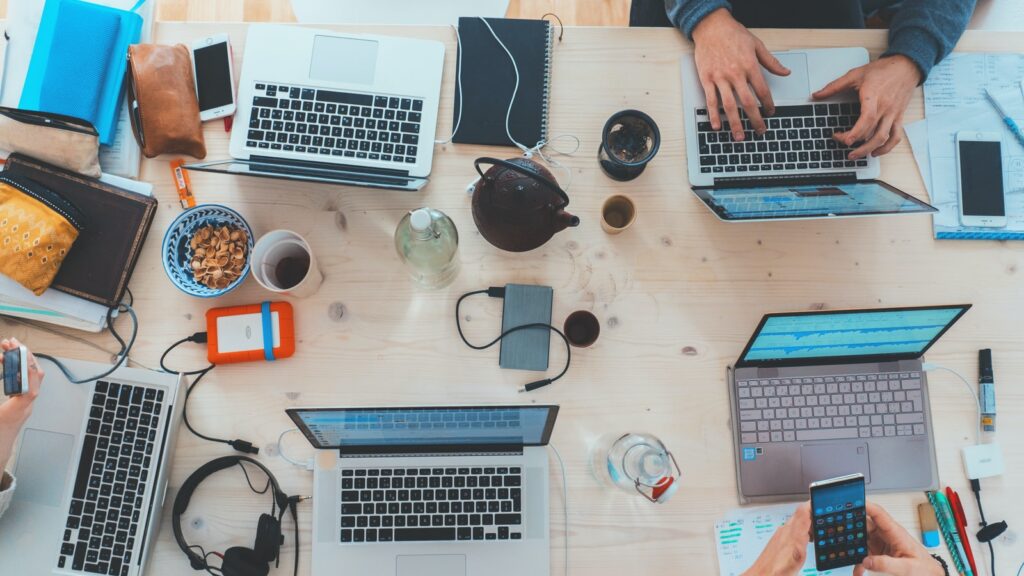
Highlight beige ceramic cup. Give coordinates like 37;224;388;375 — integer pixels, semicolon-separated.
601;195;637;234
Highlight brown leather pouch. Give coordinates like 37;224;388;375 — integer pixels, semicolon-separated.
127;44;206;159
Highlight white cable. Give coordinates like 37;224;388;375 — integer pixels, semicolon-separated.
922;363;982;444
434;23;464;145
477;17;530;155
277;428;314;470
548;443;569;576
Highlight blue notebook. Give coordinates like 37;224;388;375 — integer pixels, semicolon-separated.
19;0;144;145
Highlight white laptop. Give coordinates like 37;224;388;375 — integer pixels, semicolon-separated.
0;359;184;576
680;48;936;222
287;405;558;576
187;24;445;191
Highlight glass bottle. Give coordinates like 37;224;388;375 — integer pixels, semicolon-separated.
394;207;460;288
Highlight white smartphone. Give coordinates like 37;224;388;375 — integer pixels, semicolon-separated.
190;34;236;121
956;131;1007;228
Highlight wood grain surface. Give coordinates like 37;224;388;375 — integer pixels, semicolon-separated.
3;23;1022;576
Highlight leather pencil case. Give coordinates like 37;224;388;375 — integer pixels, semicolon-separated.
127;43;207;159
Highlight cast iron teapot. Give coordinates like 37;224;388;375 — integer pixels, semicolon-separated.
471;157;580;252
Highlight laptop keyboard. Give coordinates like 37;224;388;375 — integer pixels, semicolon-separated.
695;104;869;174
247;82;423;165
340;467;524;544
58;381;165;576
737;371;926;443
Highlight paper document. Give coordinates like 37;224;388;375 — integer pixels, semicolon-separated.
924;53;1024;117
715;504;853;576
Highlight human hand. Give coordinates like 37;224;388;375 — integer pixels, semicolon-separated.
853;503;943;576
692;8;790;141
812;55;921;159
741;501;811;576
0;338;44;472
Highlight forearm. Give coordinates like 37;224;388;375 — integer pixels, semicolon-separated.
882;0;975;80
664;0;732;39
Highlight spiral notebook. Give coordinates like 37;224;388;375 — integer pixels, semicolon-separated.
452;17;553;148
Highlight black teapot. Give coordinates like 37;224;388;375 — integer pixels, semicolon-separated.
471;157;580;252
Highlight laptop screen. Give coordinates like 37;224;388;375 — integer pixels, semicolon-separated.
693;181;936;220
287;406;559;451
736;305;970;367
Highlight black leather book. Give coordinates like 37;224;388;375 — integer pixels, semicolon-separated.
452;17;553;147
3;153;157;307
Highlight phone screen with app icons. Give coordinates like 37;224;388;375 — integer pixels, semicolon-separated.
810;474;868;570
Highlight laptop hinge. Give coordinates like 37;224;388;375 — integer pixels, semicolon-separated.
711;172;858;189
338;444;524;458
249;154;412;178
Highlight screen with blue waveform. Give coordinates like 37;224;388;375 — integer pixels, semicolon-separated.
742;308;965;362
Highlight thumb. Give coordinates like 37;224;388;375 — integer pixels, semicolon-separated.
863;555;916;575
755;42;790;76
813;71;856;100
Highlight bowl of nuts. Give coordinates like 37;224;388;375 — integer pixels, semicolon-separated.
162;205;254;297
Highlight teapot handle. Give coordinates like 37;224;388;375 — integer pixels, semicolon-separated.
474;157;570;206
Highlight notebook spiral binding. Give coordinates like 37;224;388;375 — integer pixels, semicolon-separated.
540;21;553;144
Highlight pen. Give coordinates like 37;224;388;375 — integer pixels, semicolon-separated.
946;487;978;576
978;349;996;432
934;491;974;576
984;88;1024;150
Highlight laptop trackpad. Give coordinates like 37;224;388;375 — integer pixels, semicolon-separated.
14;429;75;507
800;442;870;486
397;555;466;576
764;53;810;100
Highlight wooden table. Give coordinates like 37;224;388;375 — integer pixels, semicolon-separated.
6;23;1024;575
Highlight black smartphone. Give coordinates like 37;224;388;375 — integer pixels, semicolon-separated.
810;473;868;571
2;346;29;396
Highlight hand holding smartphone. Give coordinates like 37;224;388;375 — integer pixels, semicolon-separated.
810;473;868;571
956;131;1007;228
191;34;236;121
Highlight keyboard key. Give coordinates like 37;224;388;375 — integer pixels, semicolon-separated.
395;528;455;541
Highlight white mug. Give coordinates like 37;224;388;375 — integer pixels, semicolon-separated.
251;229;323;298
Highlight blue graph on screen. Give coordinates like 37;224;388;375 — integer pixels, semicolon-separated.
743;308;964;361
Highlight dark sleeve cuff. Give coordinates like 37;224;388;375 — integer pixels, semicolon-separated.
883;26;942;82
666;0;732;39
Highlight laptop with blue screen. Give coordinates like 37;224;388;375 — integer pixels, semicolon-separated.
728;305;970;503
286;405;558;576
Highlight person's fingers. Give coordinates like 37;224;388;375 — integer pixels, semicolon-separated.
702;78;722;131
813;70;857;100
850;116;893;159
737;83;767;134
27;349;44;396
853;564;866;576
836;103;878;148
874;116;904;156
0;338;12;351
789;501;812;533
749;70;776;117
755;41;790;76
863;555;916;576
865;503;899;531
716;81;745;141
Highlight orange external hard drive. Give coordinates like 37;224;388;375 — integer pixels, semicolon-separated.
206;301;295;364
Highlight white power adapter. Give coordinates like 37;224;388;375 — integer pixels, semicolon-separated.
962;442;1005;479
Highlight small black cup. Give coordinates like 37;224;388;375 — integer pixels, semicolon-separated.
598;110;660;181
564;311;600;348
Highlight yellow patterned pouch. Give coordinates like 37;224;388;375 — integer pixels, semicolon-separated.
0;173;84;295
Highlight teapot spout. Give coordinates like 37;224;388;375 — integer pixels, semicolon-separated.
556;210;581;229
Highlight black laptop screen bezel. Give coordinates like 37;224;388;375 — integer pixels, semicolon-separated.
691;179;937;221
734;304;972;368
286;405;560;454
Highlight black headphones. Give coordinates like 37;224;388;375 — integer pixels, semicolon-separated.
172;456;298;576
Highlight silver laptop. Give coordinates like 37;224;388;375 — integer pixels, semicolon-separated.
681;48;936;221
187;24;445;191
287;405;558;576
0;358;184;576
728;305;970;503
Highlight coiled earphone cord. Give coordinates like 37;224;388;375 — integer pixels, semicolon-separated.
455;287;571;392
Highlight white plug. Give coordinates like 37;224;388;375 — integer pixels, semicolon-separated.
962;443;1005;479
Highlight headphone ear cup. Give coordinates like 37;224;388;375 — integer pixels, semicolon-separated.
221;547;269;576
253;513;282;563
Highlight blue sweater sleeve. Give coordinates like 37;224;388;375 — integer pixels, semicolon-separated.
881;0;976;80
664;0;732;39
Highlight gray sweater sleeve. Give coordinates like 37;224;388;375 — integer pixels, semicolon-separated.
664;0;731;39
881;0;976;80
0;471;14;519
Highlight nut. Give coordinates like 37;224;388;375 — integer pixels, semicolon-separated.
188;224;248;289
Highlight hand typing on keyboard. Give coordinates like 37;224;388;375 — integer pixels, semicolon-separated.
0;338;44;482
812;55;922;160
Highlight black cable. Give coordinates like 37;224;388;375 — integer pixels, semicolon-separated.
160;333;258;454
36;299;138;384
455;287;571;392
972;478;1006;576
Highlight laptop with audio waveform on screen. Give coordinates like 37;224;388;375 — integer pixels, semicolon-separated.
727;305;970;503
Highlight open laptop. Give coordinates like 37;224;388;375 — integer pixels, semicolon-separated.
287;405;558;576
728;305;970;503
681;48;937;221
186;24;445;191
0;358;184;576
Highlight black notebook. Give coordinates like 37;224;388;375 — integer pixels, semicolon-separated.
453;17;553;147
